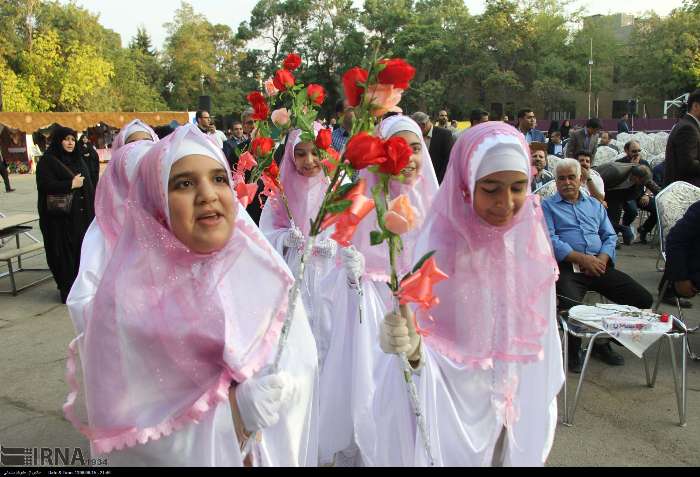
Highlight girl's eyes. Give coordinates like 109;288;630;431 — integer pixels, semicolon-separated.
175;179;193;189
412;146;421;154
214;174;229;184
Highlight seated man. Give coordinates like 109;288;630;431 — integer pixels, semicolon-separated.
530;142;554;191
615;140;661;244
547;131;565;157
660;200;700;308
599;131;619;152
596;161;659;245
576;150;605;204
542;159;654;373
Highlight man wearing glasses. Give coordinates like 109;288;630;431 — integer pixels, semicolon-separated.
195;110;226;148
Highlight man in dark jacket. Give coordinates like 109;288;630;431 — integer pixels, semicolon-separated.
411;111;454;184
661;200;700;307
664;89;700;187
566;117;602;159
617;113;630;134
596;162;659;245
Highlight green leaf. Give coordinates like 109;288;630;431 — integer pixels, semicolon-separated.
325;199;352;214
370;230;385;246
335;182;355;198
412;250;436;274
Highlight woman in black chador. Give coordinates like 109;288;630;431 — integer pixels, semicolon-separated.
36;126;95;303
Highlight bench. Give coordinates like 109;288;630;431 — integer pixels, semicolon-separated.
0;241;52;296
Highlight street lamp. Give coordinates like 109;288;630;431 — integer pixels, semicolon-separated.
588;38;593;119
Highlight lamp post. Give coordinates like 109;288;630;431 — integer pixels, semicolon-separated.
588;38;593;119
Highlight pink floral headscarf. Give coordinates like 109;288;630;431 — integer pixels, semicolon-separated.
64;124;293;454
259;123;329;236
111;119;159;151
353;115;439;280
414;121;559;368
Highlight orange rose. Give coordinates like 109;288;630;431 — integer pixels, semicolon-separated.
383;194;416;235
364;84;403;117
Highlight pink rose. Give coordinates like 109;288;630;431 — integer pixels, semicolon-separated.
364;84;403;117
270;108;291;128
264;79;279;97
238;151;257;172
384;194;416;235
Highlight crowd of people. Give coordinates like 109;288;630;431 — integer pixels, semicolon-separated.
13;86;699;467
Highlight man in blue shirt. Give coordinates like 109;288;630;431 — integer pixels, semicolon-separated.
516;108;545;143
331;100;354;153
542;159;653;373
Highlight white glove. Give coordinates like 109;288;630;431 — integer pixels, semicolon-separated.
311;238;337;258
283;226;304;249
341;246;365;286
379;307;421;362
235;372;294;433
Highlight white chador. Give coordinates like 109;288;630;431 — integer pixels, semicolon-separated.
63;124;319;467
377;122;564;466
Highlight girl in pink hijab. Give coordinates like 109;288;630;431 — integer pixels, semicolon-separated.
63;124;319;467
379;121;564;466
67;122;159;338
318;115;439;466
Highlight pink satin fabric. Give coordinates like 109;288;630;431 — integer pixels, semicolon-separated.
64;124;294;454
415;121;559;368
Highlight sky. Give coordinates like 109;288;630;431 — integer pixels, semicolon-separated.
61;0;686;50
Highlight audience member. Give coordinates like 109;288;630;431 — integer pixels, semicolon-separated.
469;108;489;126
547;131;564;157
566;118;601;158
223;121;248;169
530;142;553;191
599;131;618;152
547;120;560;138
332;100;354;152
664;89;700;187
0;148;15;192
516;108;545;143
437;110;451;128
661;200;700;307
542;159;653;373
577;150;605;204
618;113;630;134
411;111;454;184
560;119;572;139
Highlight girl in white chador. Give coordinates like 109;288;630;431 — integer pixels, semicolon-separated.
323;115;438;466
67;119;159;338
63;124;318;466
380;121;564;466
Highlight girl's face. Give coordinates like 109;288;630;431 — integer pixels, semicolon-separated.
472;170;528;227
293;141;321;177
392;131;423;185
62;135;76;153
168;154;236;254
126;131;153;144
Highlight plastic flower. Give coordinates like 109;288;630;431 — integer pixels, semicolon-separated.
379;136;412;176
237;151;257;172
236;182;258;208
264;79;279;97
251;137;275;158
383;194;416;235
342;67;369;107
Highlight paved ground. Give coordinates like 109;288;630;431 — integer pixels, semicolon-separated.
1;172;699;466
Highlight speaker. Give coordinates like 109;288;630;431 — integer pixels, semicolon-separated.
198;95;212;113
627;99;638;116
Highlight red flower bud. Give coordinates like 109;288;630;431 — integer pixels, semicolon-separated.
307;84;326;105
251;137;275;158
273;69;295;91
379;136;412;176
265;160;279;180
377;58;416;90
660;313;670;323
344;132;386;170
282;53;302;71
342;67;369;107
315;128;332;151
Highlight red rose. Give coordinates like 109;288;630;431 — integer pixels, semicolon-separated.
315;128;332;150
379;136;412;175
342;67;369;107
377;59;416;90
246;91;266;106
251;137;275;158
251;101;269;121
344;132;386;170
265;160;279;180
307;84;326;105
273;69;295;91
282;53;302;71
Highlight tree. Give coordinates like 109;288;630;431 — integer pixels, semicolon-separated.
130;26;155;56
